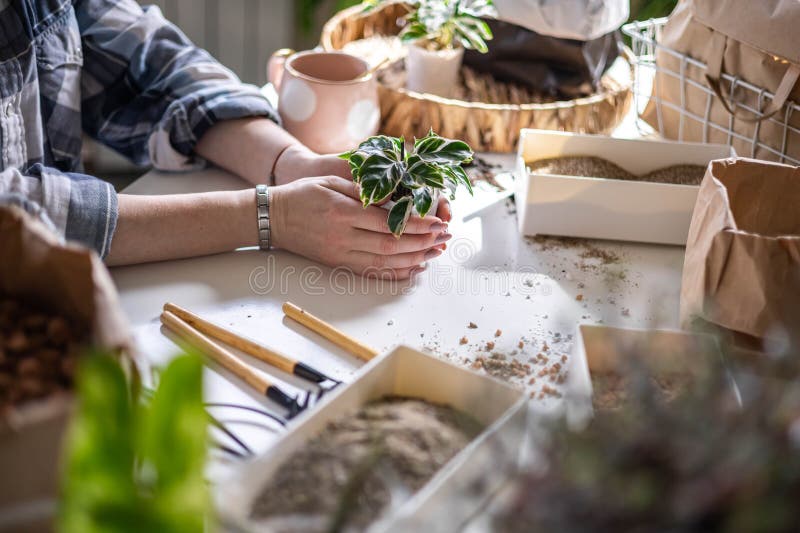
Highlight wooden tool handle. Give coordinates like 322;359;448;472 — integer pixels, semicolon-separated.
164;302;296;374
282;302;379;362
160;310;272;394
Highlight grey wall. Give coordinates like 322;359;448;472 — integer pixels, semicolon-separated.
141;0;296;86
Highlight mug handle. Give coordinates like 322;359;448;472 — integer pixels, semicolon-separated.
267;48;295;92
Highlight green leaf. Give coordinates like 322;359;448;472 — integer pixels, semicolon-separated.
447;164;474;195
59;353;139;533
401;170;423;190
458;0;498;20
414;135;447;156
59;351;210;533
408;160;446;189
387;197;414;236
414;134;474;164
400;22;429;43
140;355;206;486
344;152;366;181
453;18;489;52
355;135;402;160
359;154;403;206
412;187;433;218
471;17;493;40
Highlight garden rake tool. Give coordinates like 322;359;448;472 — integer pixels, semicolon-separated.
160;304;339;418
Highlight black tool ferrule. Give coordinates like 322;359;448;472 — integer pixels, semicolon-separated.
293;362;327;383
265;385;296;410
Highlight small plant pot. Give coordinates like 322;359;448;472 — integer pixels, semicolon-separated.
406;43;464;98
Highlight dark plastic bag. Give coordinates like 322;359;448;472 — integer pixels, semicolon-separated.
463;19;621;99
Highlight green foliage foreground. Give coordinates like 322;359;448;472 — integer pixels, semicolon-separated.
58;353;210;533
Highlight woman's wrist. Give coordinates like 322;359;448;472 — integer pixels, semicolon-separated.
272;144;315;185
234;188;260;248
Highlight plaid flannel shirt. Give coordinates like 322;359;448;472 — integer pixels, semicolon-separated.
0;0;278;257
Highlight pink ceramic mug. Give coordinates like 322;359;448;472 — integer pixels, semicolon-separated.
268;49;380;154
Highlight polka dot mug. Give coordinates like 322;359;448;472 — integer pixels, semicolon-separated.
268;49;380;154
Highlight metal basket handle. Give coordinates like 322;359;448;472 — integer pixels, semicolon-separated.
705;33;800;124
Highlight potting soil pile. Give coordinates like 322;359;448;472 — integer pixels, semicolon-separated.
250;396;483;531
527;156;707;185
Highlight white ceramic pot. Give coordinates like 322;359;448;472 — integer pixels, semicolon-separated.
406;43;464;98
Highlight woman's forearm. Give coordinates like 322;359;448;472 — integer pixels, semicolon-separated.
105;189;257;266
195;117;351;185
194;117;300;185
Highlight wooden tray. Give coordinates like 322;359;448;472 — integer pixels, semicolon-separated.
321;2;633;153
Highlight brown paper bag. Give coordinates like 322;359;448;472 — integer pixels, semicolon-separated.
643;0;800;163
681;158;800;341
0;206;133;531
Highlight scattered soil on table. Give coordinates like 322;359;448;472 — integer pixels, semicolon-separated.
578;246;621;267
526;156;707;185
592;372;690;410
250;397;482;531
0;297;86;413
466;156;506;191
527;235;624;276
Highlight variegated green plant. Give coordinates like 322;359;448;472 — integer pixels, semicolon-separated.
340;131;474;236
362;0;497;52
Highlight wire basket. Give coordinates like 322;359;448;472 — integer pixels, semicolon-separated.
622;18;800;165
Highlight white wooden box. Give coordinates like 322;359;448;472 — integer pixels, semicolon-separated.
216;345;527;532
514;130;735;245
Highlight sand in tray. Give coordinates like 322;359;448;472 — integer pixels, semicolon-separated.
250;397;483;531
526;156;707;185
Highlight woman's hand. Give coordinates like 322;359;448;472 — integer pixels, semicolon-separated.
270;176;452;279
274;144;454;224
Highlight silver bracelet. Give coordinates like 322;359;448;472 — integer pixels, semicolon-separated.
255;184;271;250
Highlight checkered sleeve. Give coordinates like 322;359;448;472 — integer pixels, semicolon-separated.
0;166;117;258
75;0;279;171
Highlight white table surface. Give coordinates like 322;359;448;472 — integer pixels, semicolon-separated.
111;147;685;483
110;68;678;485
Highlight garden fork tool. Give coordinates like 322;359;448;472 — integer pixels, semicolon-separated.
164;303;342;396
161;307;324;419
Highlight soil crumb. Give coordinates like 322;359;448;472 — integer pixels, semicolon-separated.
250;397;482;531
473;352;529;381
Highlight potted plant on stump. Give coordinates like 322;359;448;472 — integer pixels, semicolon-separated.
363;0;498;97
341;130;474;236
